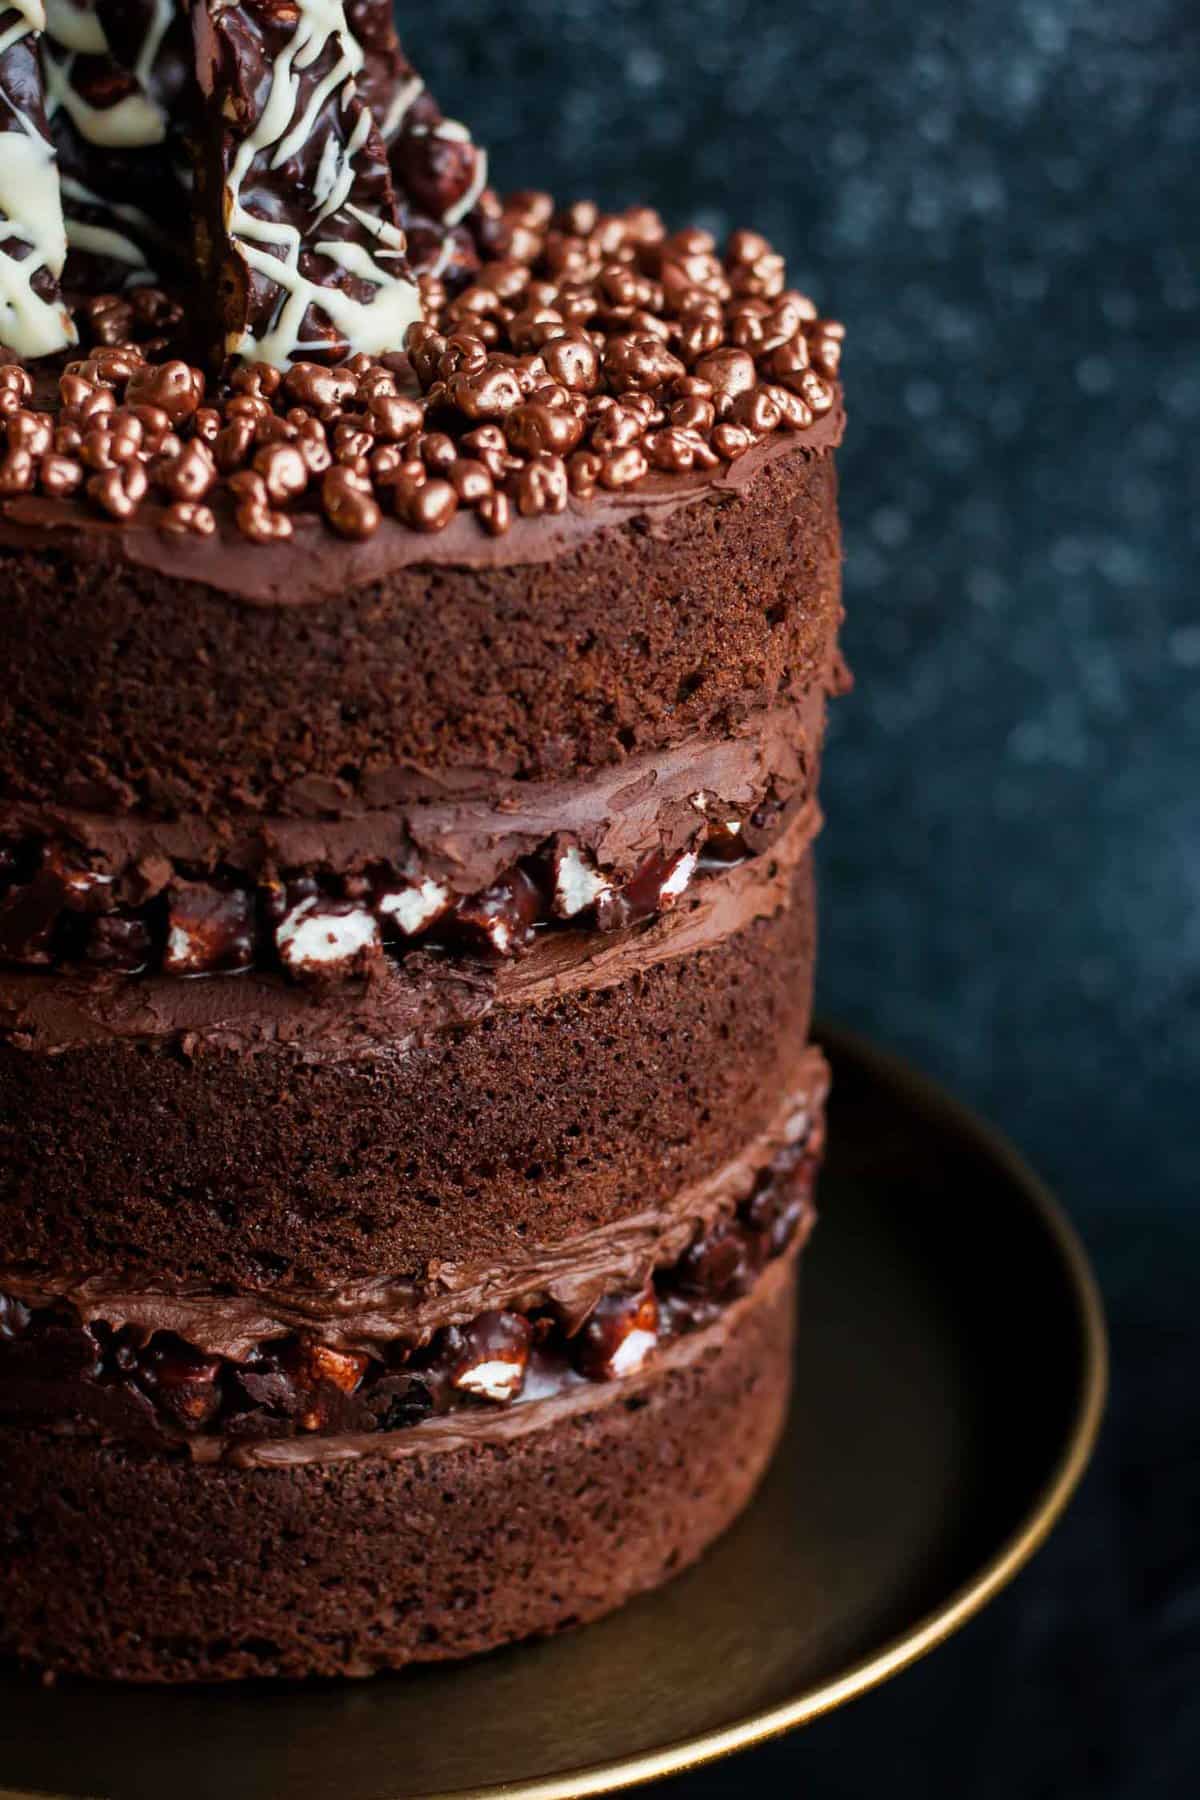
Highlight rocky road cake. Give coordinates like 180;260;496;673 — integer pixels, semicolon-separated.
0;0;846;1681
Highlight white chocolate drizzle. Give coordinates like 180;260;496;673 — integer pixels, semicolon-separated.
129;0;172;102
38;2;180;284
379;70;421;142
0;4;75;354
42;37;166;148
41;0;103;55
58;171;153;265
0;0;45;57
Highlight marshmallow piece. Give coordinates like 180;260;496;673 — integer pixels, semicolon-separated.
448;1310;531;1404
276;895;380;979
575;1290;660;1382
377;875;450;938
551;843;613;919
608;1326;657;1377
453;867;542;956
659;849;697;904
453;1357;525;1403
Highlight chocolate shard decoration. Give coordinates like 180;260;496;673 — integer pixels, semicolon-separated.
192;0;422;370
343;0;421;144
0;1;76;354
42;0;190;290
345;0;486;286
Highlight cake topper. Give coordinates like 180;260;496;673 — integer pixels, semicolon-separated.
193;0;421;368
0;0;490;365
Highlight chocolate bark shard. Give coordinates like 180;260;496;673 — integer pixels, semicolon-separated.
0;1;76;353
345;0;486;284
192;0;421;370
42;0;189;290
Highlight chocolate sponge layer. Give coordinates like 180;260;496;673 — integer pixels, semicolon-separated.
0;858;817;1290
0;1250;796;1683
0;447;841;814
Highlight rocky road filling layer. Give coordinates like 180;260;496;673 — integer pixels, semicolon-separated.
0;793;792;981
0;1127;818;1451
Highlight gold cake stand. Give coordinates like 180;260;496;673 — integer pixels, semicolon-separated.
0;1024;1107;1800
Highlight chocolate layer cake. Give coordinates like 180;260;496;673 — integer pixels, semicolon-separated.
0;1;846;1681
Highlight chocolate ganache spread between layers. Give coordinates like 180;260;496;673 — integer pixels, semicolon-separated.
0;0;849;1685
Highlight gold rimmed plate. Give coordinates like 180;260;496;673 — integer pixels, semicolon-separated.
0;1024;1106;1800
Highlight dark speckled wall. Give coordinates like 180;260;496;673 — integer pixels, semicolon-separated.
410;5;1198;1794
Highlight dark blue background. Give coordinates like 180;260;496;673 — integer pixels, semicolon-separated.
414;4;1199;1793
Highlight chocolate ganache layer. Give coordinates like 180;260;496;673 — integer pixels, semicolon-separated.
0;1103;819;1459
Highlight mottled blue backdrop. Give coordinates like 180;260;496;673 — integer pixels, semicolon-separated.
410;4;1198;1794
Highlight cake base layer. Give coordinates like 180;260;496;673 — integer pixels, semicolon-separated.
0;1253;796;1683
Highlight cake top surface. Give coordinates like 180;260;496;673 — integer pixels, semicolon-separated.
0;205;844;566
0;1;844;572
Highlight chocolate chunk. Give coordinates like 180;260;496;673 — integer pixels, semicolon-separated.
595;843;699;932
162;880;254;975
364;1368;433;1431
696;818;748;865
744;1153;818;1258
299;1339;368;1395
232;1352;298;1417
452;866;542;955
192;0;421;369
0;842;111;965
226;1336;371;1436
0;6;75;354
286;1338;369;1431
135;1336;223;1429
574;1290;659;1382
674;1219;760;1301
391;119;484;236
82;909;152;972
688;790;749;863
